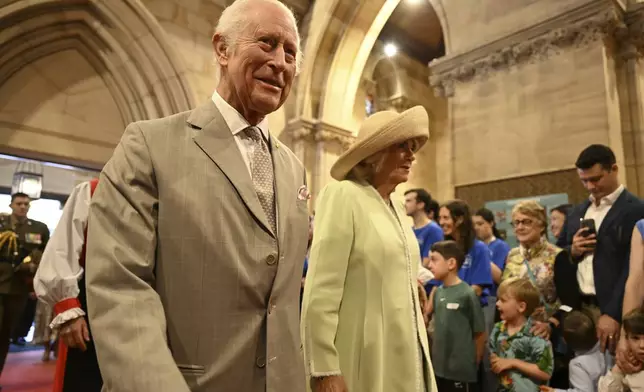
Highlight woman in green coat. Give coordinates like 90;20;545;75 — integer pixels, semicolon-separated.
301;106;437;392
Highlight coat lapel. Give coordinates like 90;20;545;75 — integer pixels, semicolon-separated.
189;100;274;237
598;191;629;235
270;137;295;246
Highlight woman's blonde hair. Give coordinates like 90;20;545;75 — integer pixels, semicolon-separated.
346;151;387;185
512;200;548;236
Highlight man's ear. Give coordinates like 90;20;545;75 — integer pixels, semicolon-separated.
212;33;229;67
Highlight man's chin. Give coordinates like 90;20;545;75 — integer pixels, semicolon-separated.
251;96;282;115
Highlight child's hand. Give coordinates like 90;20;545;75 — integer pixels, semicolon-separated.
490;354;515;374
539;386;554;392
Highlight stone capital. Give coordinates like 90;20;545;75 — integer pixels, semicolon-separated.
314;121;355;150
620;7;644;60
283;117;316;142
429;1;623;97
281;117;355;150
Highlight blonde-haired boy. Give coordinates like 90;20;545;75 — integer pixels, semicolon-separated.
489;277;554;391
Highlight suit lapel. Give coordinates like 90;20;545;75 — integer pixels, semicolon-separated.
189;100;274;236
271;137;294;247
598;191;629;235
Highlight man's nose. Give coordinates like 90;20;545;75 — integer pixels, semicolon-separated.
269;46;287;71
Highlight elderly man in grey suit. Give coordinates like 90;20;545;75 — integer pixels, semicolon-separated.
85;0;309;391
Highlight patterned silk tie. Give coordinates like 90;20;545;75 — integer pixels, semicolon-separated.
244;126;276;235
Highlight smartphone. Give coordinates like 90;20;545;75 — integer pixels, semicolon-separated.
580;218;597;237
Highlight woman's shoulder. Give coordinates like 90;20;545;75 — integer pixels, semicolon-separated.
636;219;644;238
543;241;563;257
319;179;362;199
507;246;522;259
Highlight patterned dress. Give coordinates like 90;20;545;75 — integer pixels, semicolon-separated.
501;239;562;321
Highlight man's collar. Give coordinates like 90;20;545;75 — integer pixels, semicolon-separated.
589;184;625;205
211;91;269;140
10;215;27;227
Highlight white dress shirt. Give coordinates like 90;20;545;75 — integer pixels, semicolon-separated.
577;185;625;295
211;91;270;176
34;181;91;328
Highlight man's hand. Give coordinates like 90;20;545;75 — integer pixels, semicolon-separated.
490;353;515;374
60;317;90;351
616;336;642;374
530;321;552;340
571;227;596;258
539;386;554;392
311;375;348;392
597;314;620;353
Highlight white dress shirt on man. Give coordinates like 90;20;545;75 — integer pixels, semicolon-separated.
577;185;625;295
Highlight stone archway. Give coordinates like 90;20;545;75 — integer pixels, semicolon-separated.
284;0;449;201
292;0;449;132
0;0;195;168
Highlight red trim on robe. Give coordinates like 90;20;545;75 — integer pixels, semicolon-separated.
52;178;99;392
53;298;82;317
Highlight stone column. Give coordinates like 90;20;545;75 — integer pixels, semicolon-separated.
280;118;354;206
312;122;354;202
616;8;644;195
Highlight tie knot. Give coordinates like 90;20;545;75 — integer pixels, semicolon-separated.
244;126;263;142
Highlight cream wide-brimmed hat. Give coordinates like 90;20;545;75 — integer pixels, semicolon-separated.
330;105;429;181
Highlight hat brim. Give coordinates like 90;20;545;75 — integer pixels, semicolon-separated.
330;106;429;181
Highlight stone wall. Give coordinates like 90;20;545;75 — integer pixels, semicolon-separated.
429;0;633;199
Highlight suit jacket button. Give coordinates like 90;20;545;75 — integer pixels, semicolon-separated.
256;356;266;368
266;254;277;265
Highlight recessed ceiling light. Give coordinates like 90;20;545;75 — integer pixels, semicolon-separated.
384;42;397;57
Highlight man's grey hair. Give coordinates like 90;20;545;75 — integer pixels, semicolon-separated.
213;0;304;82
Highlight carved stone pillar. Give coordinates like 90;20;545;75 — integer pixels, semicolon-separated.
311;122;354;202
279;118;355;204
616;8;644;194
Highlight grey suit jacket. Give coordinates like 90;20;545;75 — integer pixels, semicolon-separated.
86;100;309;392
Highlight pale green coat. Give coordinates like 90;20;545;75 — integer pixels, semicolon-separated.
301;180;437;392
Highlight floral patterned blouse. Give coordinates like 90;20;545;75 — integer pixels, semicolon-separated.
489;318;554;391
501;239;562;321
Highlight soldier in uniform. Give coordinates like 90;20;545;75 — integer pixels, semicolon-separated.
0;192;49;387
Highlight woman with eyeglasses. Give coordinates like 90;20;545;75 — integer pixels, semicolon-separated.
501;200;565;338
499;200;576;389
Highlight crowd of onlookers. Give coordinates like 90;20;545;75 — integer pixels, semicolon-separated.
302;143;644;392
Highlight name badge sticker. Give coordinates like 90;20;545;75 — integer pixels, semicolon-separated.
446;303;459;310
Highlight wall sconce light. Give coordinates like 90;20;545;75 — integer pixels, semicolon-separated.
12;161;44;199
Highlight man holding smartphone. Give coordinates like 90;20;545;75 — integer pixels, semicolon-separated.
558;144;644;356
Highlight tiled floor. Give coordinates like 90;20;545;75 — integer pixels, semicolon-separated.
0;350;55;392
